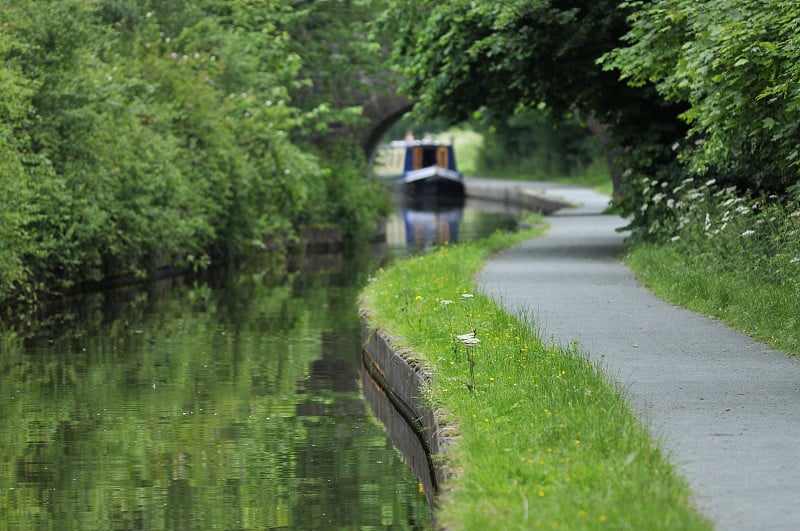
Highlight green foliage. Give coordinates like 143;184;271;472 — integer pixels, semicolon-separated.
602;0;800;195
633;176;800;288
0;0;388;307
627;172;800;349
474;110;605;179
377;0;688;200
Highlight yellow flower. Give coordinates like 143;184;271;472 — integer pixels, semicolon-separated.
415;295;422;301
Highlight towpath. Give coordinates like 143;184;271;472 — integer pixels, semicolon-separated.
474;179;800;530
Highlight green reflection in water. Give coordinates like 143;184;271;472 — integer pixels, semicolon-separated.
0;259;430;530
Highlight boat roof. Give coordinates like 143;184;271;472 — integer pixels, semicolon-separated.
386;138;453;148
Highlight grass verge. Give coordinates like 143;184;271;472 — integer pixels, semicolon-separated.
359;225;711;530
625;242;800;355
474;158;614;197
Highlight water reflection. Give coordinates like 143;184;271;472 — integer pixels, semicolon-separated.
0;197;523;530
388;196;520;255
0;262;429;530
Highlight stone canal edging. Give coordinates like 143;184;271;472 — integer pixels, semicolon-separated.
359;318;459;509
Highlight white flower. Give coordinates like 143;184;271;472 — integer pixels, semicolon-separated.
671;235;681;242
741;230;756;237
461;293;474;299
457;332;481;345
705;179;717;186
789;210;800;218
440;299;454;305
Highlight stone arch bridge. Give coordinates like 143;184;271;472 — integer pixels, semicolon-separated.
355;91;416;163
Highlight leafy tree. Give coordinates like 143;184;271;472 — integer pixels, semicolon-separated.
377;0;688;192
602;0;800;196
0;0;390;307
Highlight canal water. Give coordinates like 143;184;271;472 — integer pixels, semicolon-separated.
0;199;521;530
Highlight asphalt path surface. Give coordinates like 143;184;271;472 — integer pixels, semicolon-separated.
474;180;800;530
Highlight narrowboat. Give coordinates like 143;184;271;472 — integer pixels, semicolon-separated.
375;135;465;198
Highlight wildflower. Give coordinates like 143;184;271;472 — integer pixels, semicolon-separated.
790;211;800;218
705;178;717;186
440;299;454;305
741;230;756;237
146;11;152;18
415;295;422;301
461;293;474;299
670;235;680;242
791;258;800;264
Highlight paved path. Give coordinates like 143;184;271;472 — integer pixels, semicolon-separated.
476;182;800;530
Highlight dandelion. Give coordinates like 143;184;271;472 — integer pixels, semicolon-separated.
415;295;422;301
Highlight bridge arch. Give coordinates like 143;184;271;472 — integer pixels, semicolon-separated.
357;92;417;163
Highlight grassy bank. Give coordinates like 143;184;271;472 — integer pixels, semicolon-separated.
359;226;710;530
625;243;800;355
624;176;800;356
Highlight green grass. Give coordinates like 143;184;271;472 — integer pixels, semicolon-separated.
483;158;614;196
360;226;711;530
625;242;800;355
